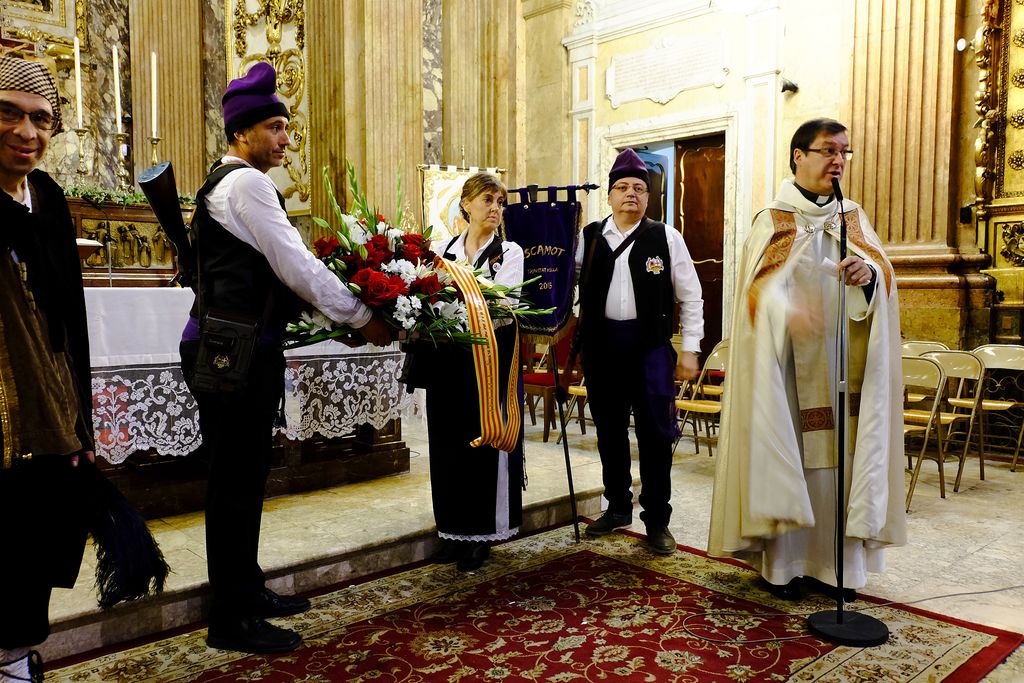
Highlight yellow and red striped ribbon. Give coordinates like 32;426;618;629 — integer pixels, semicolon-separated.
435;258;521;451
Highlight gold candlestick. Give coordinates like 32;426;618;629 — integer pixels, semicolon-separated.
147;136;162;166
73;127;90;177
114;132;132;192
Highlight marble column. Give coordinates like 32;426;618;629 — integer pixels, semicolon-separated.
442;0;523;184
128;0;206;192
307;0;423;233
845;0;991;348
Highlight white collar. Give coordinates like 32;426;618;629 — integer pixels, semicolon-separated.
602;216;642;237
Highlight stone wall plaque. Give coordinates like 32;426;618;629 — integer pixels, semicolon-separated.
606;35;727;109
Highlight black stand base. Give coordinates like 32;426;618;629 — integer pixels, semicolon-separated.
808;610;889;646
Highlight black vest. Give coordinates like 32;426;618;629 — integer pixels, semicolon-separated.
441;234;506;277
188;163;302;340
578;217;674;351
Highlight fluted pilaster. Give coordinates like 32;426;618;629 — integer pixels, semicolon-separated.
129;0;205;192
442;0;522;183
307;0;423;232
846;0;960;248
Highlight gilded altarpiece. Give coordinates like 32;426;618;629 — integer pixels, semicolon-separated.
984;0;1024;342
225;0;310;215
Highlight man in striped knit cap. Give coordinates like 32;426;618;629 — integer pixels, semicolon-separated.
0;53;92;683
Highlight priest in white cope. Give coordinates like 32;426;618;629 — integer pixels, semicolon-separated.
708;118;905;601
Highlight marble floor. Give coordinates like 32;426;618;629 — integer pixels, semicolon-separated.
47;411;1024;680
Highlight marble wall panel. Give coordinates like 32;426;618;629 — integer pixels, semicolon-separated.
201;0;226;174
422;0;442;166
32;0;130;190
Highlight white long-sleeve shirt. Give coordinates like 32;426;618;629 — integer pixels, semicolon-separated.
574;216;704;353
204;156;371;327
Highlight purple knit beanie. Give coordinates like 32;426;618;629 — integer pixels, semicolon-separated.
608;148;649;191
222;62;289;139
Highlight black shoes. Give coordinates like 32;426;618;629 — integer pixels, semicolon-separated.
585;512;632;537
430;538;464;564
803;576;858;603
207;616;302;654
252;587;311;618
645;526;677;555
0;650;44;683
456;542;490;572
762;577;803;601
761;577;857;602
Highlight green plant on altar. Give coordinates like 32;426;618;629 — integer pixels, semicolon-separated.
283;161;551;349
64;184;196;209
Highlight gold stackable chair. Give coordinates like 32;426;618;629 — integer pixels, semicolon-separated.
971;344;1024;471
903;355;946;512
901;340;950;356
674;339;728;456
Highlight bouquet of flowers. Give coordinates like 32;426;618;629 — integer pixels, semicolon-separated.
284;162;549;349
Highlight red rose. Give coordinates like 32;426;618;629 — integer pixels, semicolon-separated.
400;233;425;262
313;235;340;258
340;253;363;271
364;234;393;269
411;273;442;301
364;271;408;307
350;267;374;290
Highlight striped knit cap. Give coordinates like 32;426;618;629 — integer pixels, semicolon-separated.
0;55;63;133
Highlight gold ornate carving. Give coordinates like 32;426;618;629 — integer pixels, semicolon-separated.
228;0;308;204
1013;69;1024;88
1;0;89;49
1001;222;1024;265
1009;149;1024;171
1014;27;1024;48
1010;109;1024;128
974;0;1001;225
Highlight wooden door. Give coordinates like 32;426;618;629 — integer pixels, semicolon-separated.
675;134;725;358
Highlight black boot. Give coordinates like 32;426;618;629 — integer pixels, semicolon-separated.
430;538;465;564
456;542;490;572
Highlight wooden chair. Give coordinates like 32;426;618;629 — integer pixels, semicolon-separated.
971;344;1024;471
903;355;946;512
522;322;577;443
674;340;729;456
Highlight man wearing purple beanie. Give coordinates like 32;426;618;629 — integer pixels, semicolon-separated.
179;62;391;654
574;148;704;555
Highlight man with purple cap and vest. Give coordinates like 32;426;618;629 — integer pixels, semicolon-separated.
574;147;703;555
180;61;391;654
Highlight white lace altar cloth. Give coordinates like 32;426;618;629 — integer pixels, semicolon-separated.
85;288;410;464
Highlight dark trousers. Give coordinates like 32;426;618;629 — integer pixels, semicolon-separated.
180;341;284;624
0;455;88;648
0;585;51;649
582;319;676;528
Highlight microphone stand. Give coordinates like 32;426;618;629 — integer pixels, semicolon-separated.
807;178;888;646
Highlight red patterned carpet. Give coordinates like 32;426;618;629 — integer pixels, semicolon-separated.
51;526;1022;682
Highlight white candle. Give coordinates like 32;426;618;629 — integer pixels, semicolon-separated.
73;37;83;129
150;51;158;138
112;45;122;134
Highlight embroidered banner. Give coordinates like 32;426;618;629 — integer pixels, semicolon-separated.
503;190;581;340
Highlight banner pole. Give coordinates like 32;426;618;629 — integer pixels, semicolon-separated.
551;357;581;543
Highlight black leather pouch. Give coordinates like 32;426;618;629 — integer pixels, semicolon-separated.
190;309;260;393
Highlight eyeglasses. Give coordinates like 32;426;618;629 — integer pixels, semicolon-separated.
0;101;56;131
611;183;648;195
805;147;853;160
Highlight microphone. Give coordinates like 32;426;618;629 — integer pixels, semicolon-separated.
831;178;847;260
831;177;844;203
